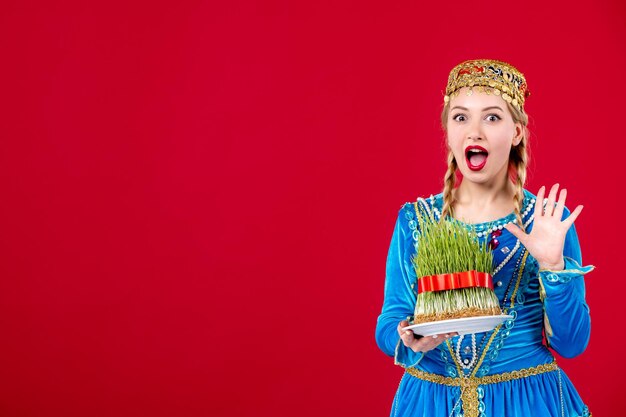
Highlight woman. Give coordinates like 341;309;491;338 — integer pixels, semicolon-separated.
375;59;594;417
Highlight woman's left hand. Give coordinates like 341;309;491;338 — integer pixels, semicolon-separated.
504;184;583;271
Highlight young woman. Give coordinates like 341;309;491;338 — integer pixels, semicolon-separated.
375;59;594;417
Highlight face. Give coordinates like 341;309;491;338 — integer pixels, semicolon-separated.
446;87;523;185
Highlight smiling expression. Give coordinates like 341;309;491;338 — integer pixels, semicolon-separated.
446;87;523;185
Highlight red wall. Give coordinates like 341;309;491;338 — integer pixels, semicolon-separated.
1;1;624;416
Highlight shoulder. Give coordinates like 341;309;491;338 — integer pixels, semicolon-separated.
397;192;444;223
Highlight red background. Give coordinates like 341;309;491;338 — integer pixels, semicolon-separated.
1;1;624;416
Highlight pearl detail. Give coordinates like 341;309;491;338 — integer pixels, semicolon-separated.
455;334;478;371
494;239;521;275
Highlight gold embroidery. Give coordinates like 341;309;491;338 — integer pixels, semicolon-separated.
508;251;528;311
405;361;559;386
538;266;596;274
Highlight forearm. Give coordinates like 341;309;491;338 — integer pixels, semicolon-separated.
539;257;594;358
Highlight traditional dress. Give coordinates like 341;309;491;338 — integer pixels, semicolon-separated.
375;189;594;417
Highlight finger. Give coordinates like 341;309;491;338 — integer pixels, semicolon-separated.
411;336;437;352
553;188;567;220
563;205;584;229
545;184;560;217
397;320;410;335
534;186;546;217
400;329;416;347
504;223;527;244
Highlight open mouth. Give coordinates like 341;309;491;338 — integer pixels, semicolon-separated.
465;146;488;171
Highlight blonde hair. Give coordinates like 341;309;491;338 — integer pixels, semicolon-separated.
439;101;530;230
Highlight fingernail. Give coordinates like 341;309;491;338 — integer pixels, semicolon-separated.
405;331;412;336
432;335;438;339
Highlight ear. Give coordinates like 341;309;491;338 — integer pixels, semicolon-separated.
512;122;524;146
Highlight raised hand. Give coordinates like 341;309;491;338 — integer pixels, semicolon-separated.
504;184;583;271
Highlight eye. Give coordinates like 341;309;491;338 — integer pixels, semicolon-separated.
452;114;466;122
486;114;501;122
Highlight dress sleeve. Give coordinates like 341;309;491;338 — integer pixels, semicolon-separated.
375;204;424;368
538;206;595;358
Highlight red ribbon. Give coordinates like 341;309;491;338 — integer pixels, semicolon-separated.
418;271;493;293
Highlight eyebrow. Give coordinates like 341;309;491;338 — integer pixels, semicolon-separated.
450;106;505;112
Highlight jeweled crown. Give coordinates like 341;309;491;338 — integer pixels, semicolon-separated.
443;59;530;111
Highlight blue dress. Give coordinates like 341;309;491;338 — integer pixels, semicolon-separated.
375;189;594;417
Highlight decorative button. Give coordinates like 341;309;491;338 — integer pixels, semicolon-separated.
408;220;417;230
546;273;559;283
464;346;471;354
496;281;503;287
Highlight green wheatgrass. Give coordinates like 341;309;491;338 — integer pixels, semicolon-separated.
411;209;501;322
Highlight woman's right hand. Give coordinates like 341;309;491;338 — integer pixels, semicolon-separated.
398;320;457;353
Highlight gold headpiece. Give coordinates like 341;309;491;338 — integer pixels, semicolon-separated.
443;59;530;111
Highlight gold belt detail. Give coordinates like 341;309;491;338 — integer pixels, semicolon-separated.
405;361;559;417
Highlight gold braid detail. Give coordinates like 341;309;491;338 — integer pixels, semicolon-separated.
508;251;528;311
405;361;558;386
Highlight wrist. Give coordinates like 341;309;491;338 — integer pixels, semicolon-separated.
538;259;565;271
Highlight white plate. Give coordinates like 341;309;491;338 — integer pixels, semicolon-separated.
402;315;513;337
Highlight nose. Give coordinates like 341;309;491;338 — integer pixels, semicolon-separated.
466;118;484;141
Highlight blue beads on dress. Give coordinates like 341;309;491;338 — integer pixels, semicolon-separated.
475;365;489;377
445;363;458;378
